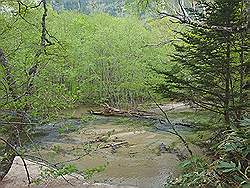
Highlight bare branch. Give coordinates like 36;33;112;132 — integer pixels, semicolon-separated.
148;92;193;156
0;137;31;184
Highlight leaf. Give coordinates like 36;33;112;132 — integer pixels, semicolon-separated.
0;65;5;78
237;161;241;171
180;160;192;168
223;143;237;152
217;161;237;173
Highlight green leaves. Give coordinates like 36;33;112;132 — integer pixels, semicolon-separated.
48;12;167;106
0;65;5;78
171;118;250;187
217;161;238;173
40;164;78;179
83;164;107;179
56;164;77;176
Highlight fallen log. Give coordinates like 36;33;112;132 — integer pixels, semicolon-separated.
90;104;194;128
90;103;155;118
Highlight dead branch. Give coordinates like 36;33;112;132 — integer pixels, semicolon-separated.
155;1;247;33
100;141;128;149
148;92;193;156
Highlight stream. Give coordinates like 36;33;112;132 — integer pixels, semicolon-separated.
25;104;195;188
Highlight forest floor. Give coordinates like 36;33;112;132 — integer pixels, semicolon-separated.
0;102;200;188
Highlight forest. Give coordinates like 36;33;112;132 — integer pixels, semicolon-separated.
0;0;249;188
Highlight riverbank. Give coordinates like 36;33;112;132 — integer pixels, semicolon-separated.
0;103;201;188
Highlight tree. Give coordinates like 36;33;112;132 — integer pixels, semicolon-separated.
139;0;249;186
47;12;167;107
0;1;169;182
0;0;61;181
154;0;249;124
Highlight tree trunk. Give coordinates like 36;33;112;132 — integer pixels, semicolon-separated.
224;35;231;125
236;2;247;121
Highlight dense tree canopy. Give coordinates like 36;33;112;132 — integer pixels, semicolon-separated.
0;0;249;187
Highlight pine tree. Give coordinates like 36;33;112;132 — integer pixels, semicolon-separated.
157;0;249;124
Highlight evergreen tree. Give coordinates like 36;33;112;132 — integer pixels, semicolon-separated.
157;0;249;124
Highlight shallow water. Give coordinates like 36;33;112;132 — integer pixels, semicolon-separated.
30;107;192;188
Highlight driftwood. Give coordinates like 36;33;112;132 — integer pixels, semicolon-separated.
90;103;194;128
100;141;128;149
90;103;156;119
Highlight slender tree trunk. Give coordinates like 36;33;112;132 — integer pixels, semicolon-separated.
237;31;245;121
237;1;247;121
224;36;231;125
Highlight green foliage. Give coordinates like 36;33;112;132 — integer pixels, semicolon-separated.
170;119;250;187
32;164;79;185
216;161;239;173
0;6;74;118
1;1;248;187
39;164;78;179
47;12;168;107
154;0;249;123
143;0;250;186
0;6;170;120
82;143;93;153
169;156;208;187
83;164;107;179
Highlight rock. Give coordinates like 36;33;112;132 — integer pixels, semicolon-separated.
0;156;137;188
159;143;167;153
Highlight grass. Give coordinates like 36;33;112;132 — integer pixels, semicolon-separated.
167;110;219;123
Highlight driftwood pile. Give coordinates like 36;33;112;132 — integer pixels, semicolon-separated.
90;103;193;128
90;103;156;119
